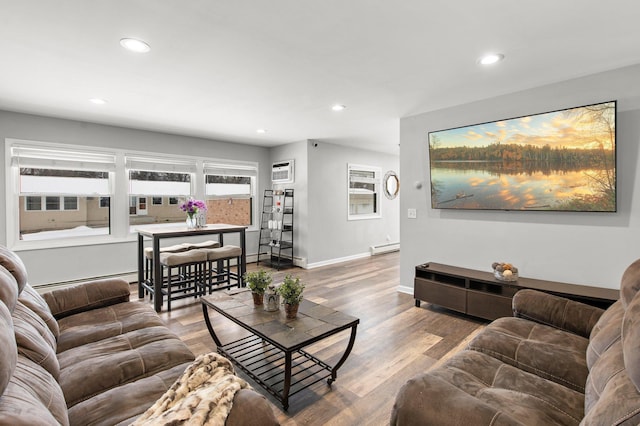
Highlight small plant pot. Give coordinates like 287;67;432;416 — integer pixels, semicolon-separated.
284;303;299;319
252;292;264;306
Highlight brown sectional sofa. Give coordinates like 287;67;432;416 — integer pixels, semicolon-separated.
0;245;278;425
391;259;640;425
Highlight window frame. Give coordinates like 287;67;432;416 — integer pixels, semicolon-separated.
347;163;382;221
23;196;80;212
7;140;116;249
5;138;260;250
203;161;259;230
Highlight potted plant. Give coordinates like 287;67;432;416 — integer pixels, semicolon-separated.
244;270;272;306
277;274;305;319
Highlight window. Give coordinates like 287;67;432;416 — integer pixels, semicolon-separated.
348;164;381;220
45;196;60;211
6;140;259;248
63;197;78;210
10;144;115;242
126;156;195;226
25;196;42;211
23;196;79;211
204;162;257;226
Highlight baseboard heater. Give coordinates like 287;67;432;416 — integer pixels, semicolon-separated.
370;242;400;255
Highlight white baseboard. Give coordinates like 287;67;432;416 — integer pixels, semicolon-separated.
397;284;413;295
305;252;370;269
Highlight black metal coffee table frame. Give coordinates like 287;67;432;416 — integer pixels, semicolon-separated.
202;293;358;410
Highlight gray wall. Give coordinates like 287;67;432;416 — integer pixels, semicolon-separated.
1;111;401;284
307;141;400;266
270;139;401;267
0;110;271;285
399;63;640;292
270;140;309;263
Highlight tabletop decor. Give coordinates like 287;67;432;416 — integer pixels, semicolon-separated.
277;274;305;319
180;197;207;229
492;261;519;281
244;270;272;306
263;284;280;312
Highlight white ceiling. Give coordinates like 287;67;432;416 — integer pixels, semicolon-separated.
1;1;639;154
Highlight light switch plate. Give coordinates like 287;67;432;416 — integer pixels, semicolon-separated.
408;208;417;219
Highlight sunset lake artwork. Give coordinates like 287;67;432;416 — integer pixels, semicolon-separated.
428;101;616;212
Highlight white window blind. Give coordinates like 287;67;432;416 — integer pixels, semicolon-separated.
203;162;258;177
204;162;257;197
11;146;116;171
126;155;195;196
12;145;114;195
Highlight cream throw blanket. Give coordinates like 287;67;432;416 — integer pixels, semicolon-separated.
132;352;250;426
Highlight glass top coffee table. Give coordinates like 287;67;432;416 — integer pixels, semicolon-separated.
201;289;359;410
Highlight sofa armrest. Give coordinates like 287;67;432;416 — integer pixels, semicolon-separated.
512;289;604;338
42;278;130;319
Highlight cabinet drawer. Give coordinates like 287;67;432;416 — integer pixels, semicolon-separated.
467;291;513;320
415;278;466;313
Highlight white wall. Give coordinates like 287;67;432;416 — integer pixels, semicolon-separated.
399;63;640;293
0;111;271;285
307;141;400;266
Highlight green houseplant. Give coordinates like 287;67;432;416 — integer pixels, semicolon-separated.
244;270;272;306
277;274;305;319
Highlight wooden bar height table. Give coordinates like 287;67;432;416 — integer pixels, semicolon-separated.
202;290;359;410
136;223;247;312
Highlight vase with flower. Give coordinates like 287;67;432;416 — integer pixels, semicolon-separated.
179;197;207;229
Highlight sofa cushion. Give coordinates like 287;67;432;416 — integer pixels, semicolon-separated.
43;277;130;319
0;265;19;313
583;340;640;424
58;325;194;407
583;291;640;424
468;316;589;392
0;355;69;426
621;258;640;309
13;301;59;380
0;302;16;396
392;350;584;425
587;299;623;369
67;362;192;426
19;283;59;338
623;289;640;391
0;245;28;293
56;301;166;353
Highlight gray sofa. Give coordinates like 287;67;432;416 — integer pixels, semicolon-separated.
0;245;278;425
391;258;640;425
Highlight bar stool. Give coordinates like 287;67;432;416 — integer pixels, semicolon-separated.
159;250;208;311
199;245;243;293
141;243;190;298
142;240;220;296
182;240;220;250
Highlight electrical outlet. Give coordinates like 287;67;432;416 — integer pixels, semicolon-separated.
408;208;417;219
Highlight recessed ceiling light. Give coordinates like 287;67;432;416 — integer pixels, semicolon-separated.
478;53;504;65
120;38;151;53
256;128;267;134
332;104;346;111
89;98;107;105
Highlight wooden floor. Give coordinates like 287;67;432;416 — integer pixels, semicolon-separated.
131;252;486;426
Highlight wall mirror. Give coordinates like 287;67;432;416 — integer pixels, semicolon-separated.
383;170;399;200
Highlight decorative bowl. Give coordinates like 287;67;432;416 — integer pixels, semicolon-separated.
494;270;518;282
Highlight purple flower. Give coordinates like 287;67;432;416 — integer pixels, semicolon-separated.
179;197;207;214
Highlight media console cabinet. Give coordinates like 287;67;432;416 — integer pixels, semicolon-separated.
415;262;619;321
